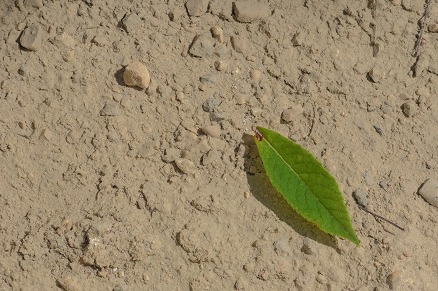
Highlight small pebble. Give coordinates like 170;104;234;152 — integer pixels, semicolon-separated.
20;23;43;51
200;73;217;84
162;148;180;163
386;271;402;290
418;178;438;208
100;102;120;116
202;98;222;112
210;26;224;43
61;49;75;62
123;62;150;89
401;101;415;117
214;60;228;71
56;32;75;47
137;141;155;158
175;158;196;175
185;0;209;17
57;276;81;291
189;33;215;58
281;104;304;123
39;128;53;141
273;238;292;256
352;189;368;208
250;69;262;83
18;65;29;76
379;179;390;191
122;13;142;34
197;140;211;153
401;0;413;11
231;35;247;53
368;66;386;83
373;125;383;136
428;23;438;33
415;87;430;97
414;54;429;76
201;124;221;138
25;0;43;9
232;1;270;23
300;241;315;255
292;32;304;46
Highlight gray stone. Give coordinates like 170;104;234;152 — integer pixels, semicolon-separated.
202;98;222;112
418;178;438;208
233;1;270;23
20;23;43;51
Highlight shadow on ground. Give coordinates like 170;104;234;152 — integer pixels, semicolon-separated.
243;133;338;250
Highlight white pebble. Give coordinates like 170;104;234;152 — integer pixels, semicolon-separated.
210;26;224;43
123;62;150;89
214;60;228;71
418;178;438;208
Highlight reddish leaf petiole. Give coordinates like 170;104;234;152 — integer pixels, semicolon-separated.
255;128;263;141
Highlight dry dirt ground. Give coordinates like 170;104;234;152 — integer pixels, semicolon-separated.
1;0;438;290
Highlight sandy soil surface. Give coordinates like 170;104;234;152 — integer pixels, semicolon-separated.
1;0;438;290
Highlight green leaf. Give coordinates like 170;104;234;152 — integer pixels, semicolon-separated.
254;126;359;246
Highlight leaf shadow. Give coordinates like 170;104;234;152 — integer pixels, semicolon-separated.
242;133;339;250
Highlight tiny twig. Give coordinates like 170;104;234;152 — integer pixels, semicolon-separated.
359;205;405;231
303;102;316;141
412;0;432;57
